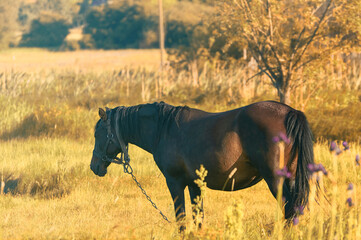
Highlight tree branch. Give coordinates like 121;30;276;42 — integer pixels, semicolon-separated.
247;46;274;81
292;0;332;69
245;67;278;84
267;41;284;79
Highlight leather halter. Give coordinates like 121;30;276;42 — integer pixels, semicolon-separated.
92;108;130;165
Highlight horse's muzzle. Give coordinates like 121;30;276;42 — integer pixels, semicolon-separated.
90;156;108;177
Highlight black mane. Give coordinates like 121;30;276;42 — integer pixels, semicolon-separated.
155;101;189;131
113;102;188;146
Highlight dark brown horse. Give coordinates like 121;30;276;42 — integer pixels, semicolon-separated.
90;101;314;227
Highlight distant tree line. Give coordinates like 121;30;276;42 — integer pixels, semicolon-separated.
0;0;216;50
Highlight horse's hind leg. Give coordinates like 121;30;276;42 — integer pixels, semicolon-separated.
263;175;296;219
188;183;204;229
252;145;296;220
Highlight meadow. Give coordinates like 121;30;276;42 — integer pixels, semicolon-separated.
0;48;361;239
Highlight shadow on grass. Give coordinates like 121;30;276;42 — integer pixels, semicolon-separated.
1;176;20;194
0;113;50;140
1;171;71;199
0;108;92;140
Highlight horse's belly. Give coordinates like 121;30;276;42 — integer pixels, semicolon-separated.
205;131;262;190
223;163;262;191
206;155;262;191
185;131;262;191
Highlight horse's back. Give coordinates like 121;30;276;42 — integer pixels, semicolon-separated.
239;101;292;138
243;101;292;122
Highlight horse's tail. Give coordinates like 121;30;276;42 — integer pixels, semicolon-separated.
285;109;314;216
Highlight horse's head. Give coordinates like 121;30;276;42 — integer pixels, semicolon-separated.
90;108;122;177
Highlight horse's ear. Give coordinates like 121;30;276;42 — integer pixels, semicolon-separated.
99;108;107;121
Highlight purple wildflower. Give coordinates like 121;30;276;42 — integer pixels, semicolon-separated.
272;136;280;143
329;141;342;154
319;164;328;175
347;183;353;191
356;154;360;166
276;166;292;178
272;133;290;144
279;133;291;144
335;145;342;155
293;217;299;226
307;163;328;176
307;163;315;172
346;197;354;207
342;141;350;151
294;206;304;215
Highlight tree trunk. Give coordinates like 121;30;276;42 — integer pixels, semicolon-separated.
278;87;291;105
277;71;292;105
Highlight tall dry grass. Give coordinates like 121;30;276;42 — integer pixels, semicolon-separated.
1;65;360;141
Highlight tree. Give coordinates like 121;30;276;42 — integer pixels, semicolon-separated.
83;3;150;49
74;0;91;26
0;0;20;49
18;0;79;30
219;0;361;104
20;11;70;48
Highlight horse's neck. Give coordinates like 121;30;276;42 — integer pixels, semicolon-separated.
119;106;157;154
120;103;186;155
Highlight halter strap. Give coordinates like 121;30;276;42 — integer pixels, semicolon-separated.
114;107;130;163
94;107;131;167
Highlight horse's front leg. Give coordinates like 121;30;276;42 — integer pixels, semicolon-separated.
166;178;186;231
188;183;204;229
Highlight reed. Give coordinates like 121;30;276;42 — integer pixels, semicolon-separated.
0;66;360;141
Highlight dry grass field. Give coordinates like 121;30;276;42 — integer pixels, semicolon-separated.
1;139;360;239
0;48;360;239
0;48;161;72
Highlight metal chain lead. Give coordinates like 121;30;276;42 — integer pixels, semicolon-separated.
100;109;170;223
123;162;171;223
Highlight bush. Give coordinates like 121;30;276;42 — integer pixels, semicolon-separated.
60;40;81;51
83;3;152;49
78;33;96;49
164;1;213;48
20;11;70;48
165;20;194;48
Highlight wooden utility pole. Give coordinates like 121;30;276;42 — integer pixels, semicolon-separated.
158;0;165;69
157;0;165;98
